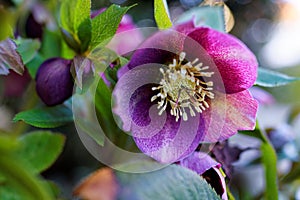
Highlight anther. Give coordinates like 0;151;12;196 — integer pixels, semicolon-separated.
151;52;214;121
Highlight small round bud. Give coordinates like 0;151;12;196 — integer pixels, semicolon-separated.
36;58;73;106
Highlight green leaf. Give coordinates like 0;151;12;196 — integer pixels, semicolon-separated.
78;18;92;53
26;53;44;78
60;0;75;33
0;137;54;200
17;131;65;174
13;105;73;128
94;76;137;149
175;6;226;32
60;0;90;35
240;122;278;200
255;67;300;87
15;38;41;65
154;0;173;29
0;154;54;200
75;114;105;146
0;184;32;200
0;135;18;153
60;28;81;53
40;29;62;59
95;79;113;123
89;5;131;50
115;165;221;200
60;0;91;53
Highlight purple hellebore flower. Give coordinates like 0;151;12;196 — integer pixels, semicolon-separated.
36;58;73;106
113;21;258;163
179;152;228;200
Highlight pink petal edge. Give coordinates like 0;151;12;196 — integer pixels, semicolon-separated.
186;27;258;94
203;90;258;142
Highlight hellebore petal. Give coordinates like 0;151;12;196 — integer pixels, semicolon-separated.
132;109;206;163
36;58;73;106
180;152;220;174
127;30;186;70
117;64;129;79
131;94;206;163
113;65;206;163
202;90;258;142
249;86;275;105
174;20;196;35
179;152;227;200
187;27;258;94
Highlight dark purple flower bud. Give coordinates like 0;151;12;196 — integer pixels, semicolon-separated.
25;13;43;39
15;4;51;39
36;58;73;106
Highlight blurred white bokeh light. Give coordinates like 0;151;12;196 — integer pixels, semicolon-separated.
261;0;300;68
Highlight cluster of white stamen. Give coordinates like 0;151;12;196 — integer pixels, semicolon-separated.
151;52;215;122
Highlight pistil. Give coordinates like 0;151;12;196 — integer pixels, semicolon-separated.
151;52;215;121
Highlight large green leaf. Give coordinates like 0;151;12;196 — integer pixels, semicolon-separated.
115;165;221;200
175;6;226;32
255;67;300;87
89;5;131;50
13;105;73;128
154;0;173;29
17;131;65;174
0;136;54;200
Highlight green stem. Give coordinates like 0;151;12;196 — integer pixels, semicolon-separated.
240;122;278;200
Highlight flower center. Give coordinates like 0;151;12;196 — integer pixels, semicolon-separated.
151;52;215;122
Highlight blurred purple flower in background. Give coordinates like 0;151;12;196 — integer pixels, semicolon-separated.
114;22;259;163
106;14;144;55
